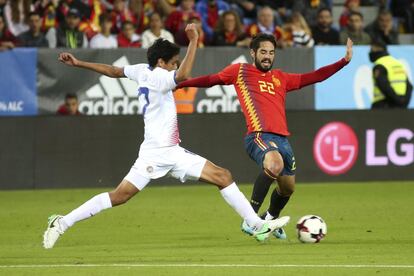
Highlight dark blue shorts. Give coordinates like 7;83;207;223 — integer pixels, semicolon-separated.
244;132;296;176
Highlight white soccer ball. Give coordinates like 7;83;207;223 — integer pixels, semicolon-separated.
296;215;327;243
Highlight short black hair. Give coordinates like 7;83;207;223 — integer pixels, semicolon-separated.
147;38;180;68
99;12;112;25
65;93;78;100
317;7;332;16
349;11;363;20
371;39;387;51
121;20;134;30
149;11;161;19
249;33;277;52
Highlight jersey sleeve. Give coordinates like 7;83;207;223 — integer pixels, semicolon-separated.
218;63;239;85
280;72;302;92
124;64;146;82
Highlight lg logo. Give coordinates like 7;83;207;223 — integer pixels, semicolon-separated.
314;122;413;176
313;122;359;175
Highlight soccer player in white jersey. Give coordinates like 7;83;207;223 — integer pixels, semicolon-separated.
42;24;290;249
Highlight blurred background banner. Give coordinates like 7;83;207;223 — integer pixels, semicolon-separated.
315;45;414;110
35;47;314;115
0;48;37;116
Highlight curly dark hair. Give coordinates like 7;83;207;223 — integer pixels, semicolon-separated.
147;38;180;68
249;33;277;52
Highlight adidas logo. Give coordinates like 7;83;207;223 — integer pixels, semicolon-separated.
196;55;246;113
79;56;143;115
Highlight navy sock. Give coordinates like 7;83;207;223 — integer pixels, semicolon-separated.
268;189;290;218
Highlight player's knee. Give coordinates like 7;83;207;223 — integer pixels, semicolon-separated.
265;162;283;178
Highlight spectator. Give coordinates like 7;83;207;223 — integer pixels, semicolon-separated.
117;20;141;47
256;0;293;26
293;0;331;27
390;0;414;33
141;11;174;48
110;0;136;35
339;0;361;30
129;0;158;34
283;11;314;48
195;0;230;42
33;0;58;31
311;8;340;45
175;13;205;47
225;0;256;26
46;7;88;48
340;11;371;45
246;6;284;43
365;10;399;45
156;0;180;17
56;0;91;25
0;13;16;51
57;93;82;115
89;13;118;49
211;10;250;47
165;0;198;35
77;1;105;41
17;11;48;47
369;40;412;109
4;0;32;37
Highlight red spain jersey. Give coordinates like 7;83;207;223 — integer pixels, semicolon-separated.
218;63;302;136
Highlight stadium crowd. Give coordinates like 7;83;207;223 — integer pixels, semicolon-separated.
0;0;412;51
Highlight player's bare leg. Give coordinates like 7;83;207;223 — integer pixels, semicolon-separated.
108;179;140;206
198;160;290;241
43;179;143;249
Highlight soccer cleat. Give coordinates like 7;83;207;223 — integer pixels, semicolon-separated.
242;216;290;242
241;220;254;236
43;214;65;249
273;227;287;240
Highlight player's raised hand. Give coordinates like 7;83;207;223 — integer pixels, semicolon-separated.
344;38;353;62
185;23;199;42
58;52;79;66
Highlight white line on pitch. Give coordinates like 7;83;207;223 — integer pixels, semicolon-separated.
0;264;413;269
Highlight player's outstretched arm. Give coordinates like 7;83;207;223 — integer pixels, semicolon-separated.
291;38;353;90
58;52;125;78
175;23;198;83
176;74;224;88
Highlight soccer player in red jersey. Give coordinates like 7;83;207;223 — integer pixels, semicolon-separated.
177;33;353;239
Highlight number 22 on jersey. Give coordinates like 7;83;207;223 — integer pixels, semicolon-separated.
258;81;275;95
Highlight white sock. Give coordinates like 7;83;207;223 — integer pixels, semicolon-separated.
61;192;112;231
220;183;263;229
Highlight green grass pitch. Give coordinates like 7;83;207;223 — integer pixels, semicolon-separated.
0;182;413;275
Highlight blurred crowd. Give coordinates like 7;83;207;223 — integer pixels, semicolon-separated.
0;0;413;51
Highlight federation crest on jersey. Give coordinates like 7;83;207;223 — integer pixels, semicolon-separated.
272;76;281;87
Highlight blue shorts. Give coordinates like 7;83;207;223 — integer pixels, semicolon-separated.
244;132;296;176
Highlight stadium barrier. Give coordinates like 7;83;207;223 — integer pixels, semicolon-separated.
0;110;413;189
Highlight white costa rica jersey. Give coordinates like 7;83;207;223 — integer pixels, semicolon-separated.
124;64;180;149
